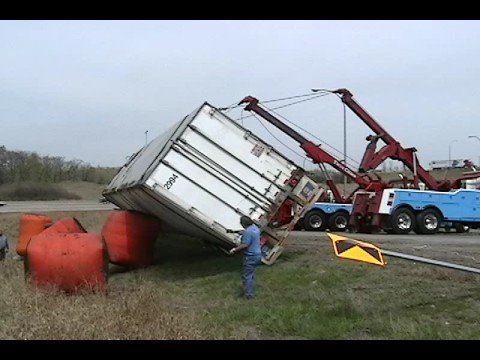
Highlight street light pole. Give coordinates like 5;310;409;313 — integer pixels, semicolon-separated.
145;130;149;146
311;87;347;197
342;103;347;197
449;139;458;166
468;135;480;166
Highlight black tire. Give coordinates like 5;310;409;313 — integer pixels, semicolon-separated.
389;207;415;234
328;212;349;232
455;223;469;233
293;221;304;231
303;210;327;231
415;209;441;234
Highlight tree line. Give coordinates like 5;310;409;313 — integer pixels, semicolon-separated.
0;146;118;185
307;169;355;184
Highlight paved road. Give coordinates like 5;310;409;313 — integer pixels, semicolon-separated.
288;229;480;265
0;200;118;213
291;230;480;246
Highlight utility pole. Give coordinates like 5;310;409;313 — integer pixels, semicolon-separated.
343;103;347;198
468;135;480;167
311;87;347;197
449;139;458;167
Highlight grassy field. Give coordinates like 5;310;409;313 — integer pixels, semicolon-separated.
59;181;108;200
1;210;480;339
0;181;106;201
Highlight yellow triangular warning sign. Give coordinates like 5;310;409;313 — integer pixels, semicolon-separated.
327;232;385;266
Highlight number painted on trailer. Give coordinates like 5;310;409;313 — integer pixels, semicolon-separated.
164;174;178;190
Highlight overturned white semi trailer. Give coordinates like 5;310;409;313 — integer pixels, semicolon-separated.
103;102;322;263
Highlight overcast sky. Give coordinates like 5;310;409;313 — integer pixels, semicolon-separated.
2;20;480;171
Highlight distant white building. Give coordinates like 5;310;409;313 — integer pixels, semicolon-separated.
429;159;474;170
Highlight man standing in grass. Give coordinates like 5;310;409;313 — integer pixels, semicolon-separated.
229;216;262;300
0;229;9;261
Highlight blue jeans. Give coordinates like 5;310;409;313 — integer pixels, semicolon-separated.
242;254;262;299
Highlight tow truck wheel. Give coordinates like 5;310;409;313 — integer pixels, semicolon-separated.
455;223;469;233
303;210;327;231
390;207;415;234
328;212;349;232
416;209;441;234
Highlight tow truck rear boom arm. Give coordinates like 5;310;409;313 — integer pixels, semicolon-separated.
332;89;453;191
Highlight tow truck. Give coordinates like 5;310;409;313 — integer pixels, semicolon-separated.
239;90;480;235
331;89;480;234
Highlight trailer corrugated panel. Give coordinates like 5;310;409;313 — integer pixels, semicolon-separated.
103;103;317;249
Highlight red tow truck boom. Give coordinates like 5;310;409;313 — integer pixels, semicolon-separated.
238;96;384;203
332;89;480;190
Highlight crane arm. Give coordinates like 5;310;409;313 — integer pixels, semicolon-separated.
238;96;375;198
332;89;396;145
332;89;447;191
